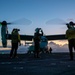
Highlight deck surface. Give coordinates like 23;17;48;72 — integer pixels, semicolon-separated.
0;53;75;75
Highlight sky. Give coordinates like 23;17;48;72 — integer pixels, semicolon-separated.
0;0;75;46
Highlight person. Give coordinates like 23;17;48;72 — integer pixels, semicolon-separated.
33;28;41;58
66;22;75;60
10;28;21;58
49;47;52;53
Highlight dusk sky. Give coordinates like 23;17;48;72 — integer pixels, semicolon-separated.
0;0;75;46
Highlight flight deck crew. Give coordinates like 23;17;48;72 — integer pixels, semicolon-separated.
66;22;75;60
34;32;40;58
33;28;44;58
10;29;21;58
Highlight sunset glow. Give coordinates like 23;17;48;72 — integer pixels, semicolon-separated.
49;40;68;46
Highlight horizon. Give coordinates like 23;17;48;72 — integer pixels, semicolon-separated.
0;41;69;54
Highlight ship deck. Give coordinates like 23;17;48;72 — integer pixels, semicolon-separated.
0;52;75;75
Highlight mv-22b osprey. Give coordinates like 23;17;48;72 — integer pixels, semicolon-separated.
0;18;75;48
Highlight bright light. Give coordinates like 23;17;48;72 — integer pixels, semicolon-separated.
49;40;68;46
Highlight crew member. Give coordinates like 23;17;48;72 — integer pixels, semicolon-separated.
10;28;21;58
66;22;75;60
33;28;41;58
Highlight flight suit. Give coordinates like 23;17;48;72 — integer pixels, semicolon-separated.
34;34;40;58
10;29;20;58
66;27;75;60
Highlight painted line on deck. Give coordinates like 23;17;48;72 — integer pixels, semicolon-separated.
0;62;26;64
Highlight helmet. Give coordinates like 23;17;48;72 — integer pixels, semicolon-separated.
69;21;74;26
1;21;7;25
35;28;39;32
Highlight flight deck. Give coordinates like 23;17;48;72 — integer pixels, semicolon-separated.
0;53;75;75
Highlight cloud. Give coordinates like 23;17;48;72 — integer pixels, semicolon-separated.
0;45;29;54
0;41;69;54
50;40;68;46
49;42;69;52
18;45;29;54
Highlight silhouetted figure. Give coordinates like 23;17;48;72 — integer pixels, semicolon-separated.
49;47;52;53
66;22;75;60
10;28;21;58
33;28;42;58
34;33;40;58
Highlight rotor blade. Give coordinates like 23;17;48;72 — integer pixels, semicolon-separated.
7;23;12;25
7;18;32;25
46;18;66;25
67;18;74;22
